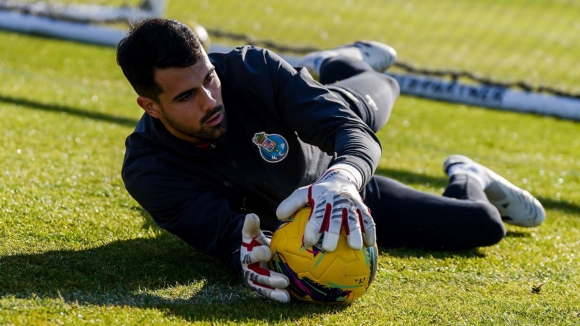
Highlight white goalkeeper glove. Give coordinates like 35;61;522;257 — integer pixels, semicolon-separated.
276;164;376;252
240;213;290;303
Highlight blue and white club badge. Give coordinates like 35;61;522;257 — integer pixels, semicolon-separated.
252;132;289;163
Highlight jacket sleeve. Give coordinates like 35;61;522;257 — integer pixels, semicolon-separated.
122;144;244;274
245;48;382;186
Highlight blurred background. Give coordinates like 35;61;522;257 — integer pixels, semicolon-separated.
183;0;580;97
2;0;579;98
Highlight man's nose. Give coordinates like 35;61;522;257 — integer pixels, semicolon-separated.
200;87;217;111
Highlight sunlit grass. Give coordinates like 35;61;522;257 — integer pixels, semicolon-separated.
1;1;580;324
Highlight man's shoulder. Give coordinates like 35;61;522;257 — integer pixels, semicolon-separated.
209;45;269;60
209;45;283;71
210;46;292;93
125;114;158;150
124;116;175;169
122;120;195;193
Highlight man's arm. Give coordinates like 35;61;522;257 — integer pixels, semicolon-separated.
213;46;381;186
258;49;381;250
121;137;246;273
268;50;382;185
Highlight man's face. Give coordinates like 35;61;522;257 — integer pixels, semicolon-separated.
138;56;226;144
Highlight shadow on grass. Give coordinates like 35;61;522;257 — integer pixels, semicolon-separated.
376;167;580;215
534;196;580;215
375;167;449;190
0;209;347;322
504;230;531;238
0;205;539;322
0;234;347;322
0;94;138;127
380;246;486;260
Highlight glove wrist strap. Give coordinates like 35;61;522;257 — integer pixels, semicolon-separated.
325;163;363;190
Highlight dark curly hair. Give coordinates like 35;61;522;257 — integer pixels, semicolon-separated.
116;18;205;101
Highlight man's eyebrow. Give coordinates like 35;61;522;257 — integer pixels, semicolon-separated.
205;67;216;81
171;67;216;102
172;87;195;102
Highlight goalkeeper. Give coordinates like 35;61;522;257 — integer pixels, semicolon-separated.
116;18;545;303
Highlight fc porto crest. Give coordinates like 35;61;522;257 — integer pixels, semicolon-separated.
252;131;288;163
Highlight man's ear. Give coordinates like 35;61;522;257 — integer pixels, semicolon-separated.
137;96;162;119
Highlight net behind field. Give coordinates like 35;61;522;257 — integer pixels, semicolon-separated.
5;0;580;96
166;0;580;97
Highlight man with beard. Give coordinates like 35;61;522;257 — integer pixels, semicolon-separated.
116;18;545;303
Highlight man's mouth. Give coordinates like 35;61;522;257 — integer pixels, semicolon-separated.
204;110;223;127
201;105;225;127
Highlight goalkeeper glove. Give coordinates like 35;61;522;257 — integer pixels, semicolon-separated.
240;213;290;303
276;164;376;252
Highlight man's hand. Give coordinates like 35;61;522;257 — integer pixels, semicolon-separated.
276;168;376;252
240;213;290;303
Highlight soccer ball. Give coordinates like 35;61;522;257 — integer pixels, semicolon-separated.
269;207;379;304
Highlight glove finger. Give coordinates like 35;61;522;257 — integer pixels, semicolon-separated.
347;208;363;250
253;272;291;289
276;186;309;219
252;245;272;262
267;288;291;303
246;262;290;288
321;231;339;252
303;200;328;246
303;218;323;247
363;223;377;247
247;281;291;303
263;270;291;288
242;213;262;240
321;204;345;252
241;244;271;265
359;208;377;247
350;196;376;247
257;232;271;246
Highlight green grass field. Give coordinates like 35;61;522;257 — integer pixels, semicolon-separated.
1;1;580;325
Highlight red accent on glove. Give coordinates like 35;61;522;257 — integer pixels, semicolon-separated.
357;209;365;233
241;238;262;251
307;185;315;209
342;208;350;235
318;203;331;233
248;262;271;277
252;280;275;290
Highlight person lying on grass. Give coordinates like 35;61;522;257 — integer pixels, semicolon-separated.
116;18;545;303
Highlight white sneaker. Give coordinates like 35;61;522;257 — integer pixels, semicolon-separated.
298;40;397;80
443;155;546;227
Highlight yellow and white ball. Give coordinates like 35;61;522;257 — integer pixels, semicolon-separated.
269;207;379;304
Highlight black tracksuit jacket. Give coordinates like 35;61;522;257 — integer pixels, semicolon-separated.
122;46;381;273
